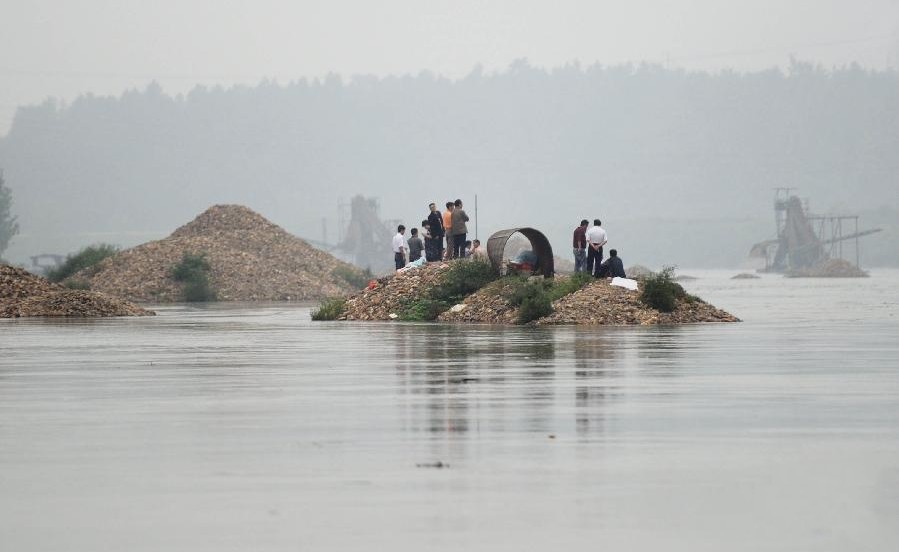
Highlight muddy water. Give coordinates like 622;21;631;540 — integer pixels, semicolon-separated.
2;271;898;551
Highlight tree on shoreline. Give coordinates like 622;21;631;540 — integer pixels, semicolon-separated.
0;170;20;260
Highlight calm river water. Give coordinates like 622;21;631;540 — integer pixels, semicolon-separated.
2;270;899;551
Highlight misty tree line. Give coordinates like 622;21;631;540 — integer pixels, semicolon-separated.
0;59;897;266
0;171;20;261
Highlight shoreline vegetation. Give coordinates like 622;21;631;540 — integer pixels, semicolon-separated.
316;259;739;325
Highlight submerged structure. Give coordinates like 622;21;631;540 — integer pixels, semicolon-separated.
749;189;881;273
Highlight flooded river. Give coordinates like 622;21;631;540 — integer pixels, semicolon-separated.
2;270;899;551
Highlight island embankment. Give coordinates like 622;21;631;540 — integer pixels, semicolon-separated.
332;260;739;325
1;265;153;318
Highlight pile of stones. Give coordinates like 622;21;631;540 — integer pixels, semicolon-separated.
341;263;451;320
1;265;153;318
72;205;367;302
437;278;521;324
538;280;739;325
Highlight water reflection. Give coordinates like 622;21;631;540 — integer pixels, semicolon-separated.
571;329;619;437
392;324;559;436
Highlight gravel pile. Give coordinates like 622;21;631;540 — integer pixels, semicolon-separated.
786;258;869;278
342;262;451;320
537;280;739;326
75;205;366;302
437;278;520;323
1;265;153;318
336;263;739;326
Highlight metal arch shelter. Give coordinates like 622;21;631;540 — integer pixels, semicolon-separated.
485;228;555;278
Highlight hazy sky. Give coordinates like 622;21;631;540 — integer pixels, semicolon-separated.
2;0;898;134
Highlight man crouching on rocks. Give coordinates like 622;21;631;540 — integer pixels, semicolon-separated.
596;249;627;278
393;225;408;271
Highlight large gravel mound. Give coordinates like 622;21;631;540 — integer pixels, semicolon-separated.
75;205;365;302
1;265;153;318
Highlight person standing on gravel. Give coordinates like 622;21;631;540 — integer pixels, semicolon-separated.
586;219;607;277
427;203;445;261
572;219;588;273
392;225;408;271
451;199;470;259
407;228;425;262
421;220;434;261
442;202;454;260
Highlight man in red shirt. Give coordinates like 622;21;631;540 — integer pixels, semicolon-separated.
572;219;588;273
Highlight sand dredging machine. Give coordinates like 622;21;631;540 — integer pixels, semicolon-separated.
749;189;881;275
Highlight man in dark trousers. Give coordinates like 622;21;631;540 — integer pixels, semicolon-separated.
450;199;470;259
572;219;588;272
597;249;627;278
427;202;445;261
392;225;407;271
585;219;607;277
407;227;424;262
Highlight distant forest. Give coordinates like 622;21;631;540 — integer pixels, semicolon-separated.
1;59;897;267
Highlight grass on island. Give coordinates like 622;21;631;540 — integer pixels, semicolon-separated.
399;258;499;321
638;266;701;313
507;271;593;324
311;297;347;321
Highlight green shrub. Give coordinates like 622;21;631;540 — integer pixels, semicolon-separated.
516;282;553;324
429;258;498;304
399;298;449;321
639;265;687;313
505;277;543;307
311;297;347;320
332;265;373;289
170;253;217;302
46;243;119;282
546;271;593;302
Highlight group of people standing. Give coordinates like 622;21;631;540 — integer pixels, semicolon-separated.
572;219;626;278
393;199;485;270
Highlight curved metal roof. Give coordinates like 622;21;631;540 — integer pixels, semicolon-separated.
485;227;555;278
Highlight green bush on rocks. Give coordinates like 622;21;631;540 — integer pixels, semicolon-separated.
639;266;692;313
47;244;119;283
171;253;217;302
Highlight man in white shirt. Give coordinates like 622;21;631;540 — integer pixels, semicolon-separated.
585;219;608;277
392;225;408;271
